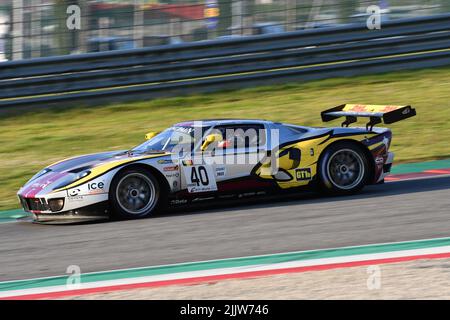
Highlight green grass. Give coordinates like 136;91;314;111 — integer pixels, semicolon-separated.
1;67;450;210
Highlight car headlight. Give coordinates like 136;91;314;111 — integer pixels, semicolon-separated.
51;170;91;190
48;198;65;212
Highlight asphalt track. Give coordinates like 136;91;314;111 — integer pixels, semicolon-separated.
0;176;449;282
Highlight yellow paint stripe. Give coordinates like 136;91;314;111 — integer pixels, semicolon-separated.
368;141;385;150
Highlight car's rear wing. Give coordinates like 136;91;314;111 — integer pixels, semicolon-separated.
321;104;416;130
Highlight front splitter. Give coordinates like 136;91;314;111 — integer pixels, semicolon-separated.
30;201;110;224
32;214;109;224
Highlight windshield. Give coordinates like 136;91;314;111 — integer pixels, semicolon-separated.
131;126;210;154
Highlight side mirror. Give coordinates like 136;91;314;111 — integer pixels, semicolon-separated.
145;131;159;140
201;133;223;151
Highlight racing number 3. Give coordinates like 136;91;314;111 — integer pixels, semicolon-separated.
190;166;209;186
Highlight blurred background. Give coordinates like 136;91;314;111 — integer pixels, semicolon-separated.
1;0;449;61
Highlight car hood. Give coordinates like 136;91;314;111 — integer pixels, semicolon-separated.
18;150;168;198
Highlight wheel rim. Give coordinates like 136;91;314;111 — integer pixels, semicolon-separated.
326;149;365;190
116;173;156;215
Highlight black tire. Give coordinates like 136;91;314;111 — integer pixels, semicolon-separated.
109;167;161;220
318;141;369;195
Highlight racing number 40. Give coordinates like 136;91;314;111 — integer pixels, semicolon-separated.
191;166;210;186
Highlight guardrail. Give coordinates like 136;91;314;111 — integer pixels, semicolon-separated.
1;13;450;109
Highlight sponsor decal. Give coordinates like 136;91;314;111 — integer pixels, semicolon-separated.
67;188;81;197
87;181;105;194
182;160;194;166
218;194;236;199
238;192;256;198
32;181;52;189
165;172;180;178
174;126;194;134
163;165;179;172
67;181;106;197
192;196;215;202
344;104;401;113
216;166;226;177
295;168;312;181
67;195;84;202
157;159;176;164
170;199;188;205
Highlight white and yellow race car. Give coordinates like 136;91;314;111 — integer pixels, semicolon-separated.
17;104;416;223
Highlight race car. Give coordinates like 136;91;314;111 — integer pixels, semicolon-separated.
17;104;416;223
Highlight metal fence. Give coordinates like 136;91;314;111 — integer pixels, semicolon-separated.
1;0;449;61
0;13;449;109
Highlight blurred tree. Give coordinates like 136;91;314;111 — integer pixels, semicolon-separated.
54;0;71;55
244;0;255;28
441;0;450;13
218;0;232;36
338;0;359;23
5;32;12;61
77;0;88;53
166;0;199;3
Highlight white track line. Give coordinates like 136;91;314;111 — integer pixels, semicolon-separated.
2;244;450;298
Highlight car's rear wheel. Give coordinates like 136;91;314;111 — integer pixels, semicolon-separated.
110;168;160;219
318;142;369;195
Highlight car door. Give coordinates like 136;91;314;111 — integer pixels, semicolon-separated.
179;123;268;194
202;123;268;191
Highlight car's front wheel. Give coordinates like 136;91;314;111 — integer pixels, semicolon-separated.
318;142;369;195
109;168;160;219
